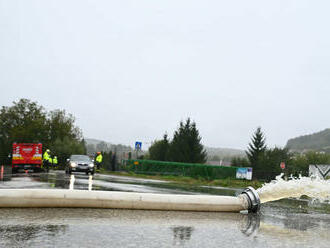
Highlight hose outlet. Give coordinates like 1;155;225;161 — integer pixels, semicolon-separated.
241;187;261;213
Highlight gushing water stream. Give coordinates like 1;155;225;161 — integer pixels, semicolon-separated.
257;174;330;203
63;173;330;211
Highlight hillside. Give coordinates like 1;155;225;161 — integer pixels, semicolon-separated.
84;138;133;155
85;138;245;161
84;138;107;145
286;128;330;152
205;147;246;161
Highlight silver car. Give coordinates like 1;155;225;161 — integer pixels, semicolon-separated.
65;155;95;175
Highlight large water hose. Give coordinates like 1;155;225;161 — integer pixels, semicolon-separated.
0;187;260;212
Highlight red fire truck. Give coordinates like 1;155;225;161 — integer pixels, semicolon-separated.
12;143;43;172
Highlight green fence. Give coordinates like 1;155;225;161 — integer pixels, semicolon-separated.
123;159;238;180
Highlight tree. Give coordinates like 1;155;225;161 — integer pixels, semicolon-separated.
246;127;266;171
167;118;207;163
231;156;250;167
288;151;330;177
51;137;86;168
100;150;113;170
0;99;48;163
149;134;170;161
80;139;87;155
48;109;82;142
96;141;109;152
0;99;86;166
257;147;290;180
210;155;221;161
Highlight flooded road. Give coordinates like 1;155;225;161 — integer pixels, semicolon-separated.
0;170;329;247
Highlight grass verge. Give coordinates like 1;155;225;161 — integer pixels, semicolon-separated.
100;170;264;189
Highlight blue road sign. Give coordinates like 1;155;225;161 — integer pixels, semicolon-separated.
135;141;142;150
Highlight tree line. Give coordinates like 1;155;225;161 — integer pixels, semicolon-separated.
2;99;326;180
231;127;330;180
0;99;86;166
148;122;329;180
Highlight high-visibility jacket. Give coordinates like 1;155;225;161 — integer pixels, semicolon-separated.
43;151;50;161
53;157;58;164
96;154;103;163
49;157;53;164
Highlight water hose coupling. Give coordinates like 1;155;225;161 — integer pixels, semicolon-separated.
241;187;261;213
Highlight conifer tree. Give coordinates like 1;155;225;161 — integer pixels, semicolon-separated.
246;127;267;170
167;118;207;163
149;134;170;161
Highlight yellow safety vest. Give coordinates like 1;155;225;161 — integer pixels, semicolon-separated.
43;151;50;161
96;154;103;163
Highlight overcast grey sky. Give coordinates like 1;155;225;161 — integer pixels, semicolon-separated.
1;0;330;149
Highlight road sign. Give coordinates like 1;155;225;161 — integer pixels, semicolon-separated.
135;141;142;150
280;162;285;169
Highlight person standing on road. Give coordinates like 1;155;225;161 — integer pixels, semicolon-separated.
48;156;53;170
53;156;58;169
43;149;51;172
95;152;103;172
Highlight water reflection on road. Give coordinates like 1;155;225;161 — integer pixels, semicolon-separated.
0;170;240;196
68;174;93;191
0;169;330;247
69;174;75;190
0;208;329;248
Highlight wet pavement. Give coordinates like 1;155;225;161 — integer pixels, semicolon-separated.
0;170;329;247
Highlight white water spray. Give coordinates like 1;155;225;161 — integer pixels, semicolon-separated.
257;174;330;203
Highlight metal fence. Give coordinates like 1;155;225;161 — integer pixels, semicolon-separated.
122;159;238;180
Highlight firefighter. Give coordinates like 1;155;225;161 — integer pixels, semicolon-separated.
43;149;51;172
48;156;53;169
53;156;58;168
95;152;103;172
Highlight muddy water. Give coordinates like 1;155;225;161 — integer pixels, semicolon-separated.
0;207;329;248
257;174;330;203
0;170;330;247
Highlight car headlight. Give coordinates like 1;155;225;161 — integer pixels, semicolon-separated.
89;163;94;167
70;162;77;168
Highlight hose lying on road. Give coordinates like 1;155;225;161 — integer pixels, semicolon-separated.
0;187;260;213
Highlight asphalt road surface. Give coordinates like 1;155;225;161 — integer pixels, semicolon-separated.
0;170;329;248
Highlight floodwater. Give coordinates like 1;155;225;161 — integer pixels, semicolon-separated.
257;173;330;203
0;169;329;247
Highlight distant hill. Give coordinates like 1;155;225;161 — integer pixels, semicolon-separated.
286;128;330;153
84;138;133;155
85;138;245;161
205;147;246;161
84;138;107;145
